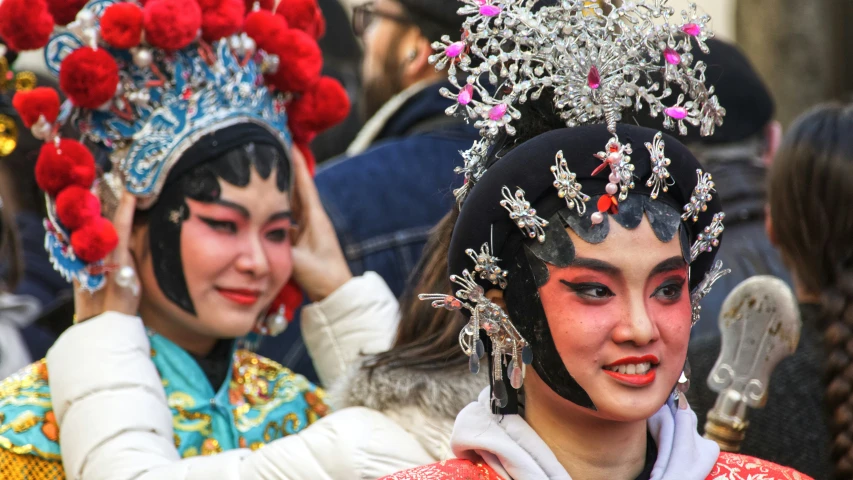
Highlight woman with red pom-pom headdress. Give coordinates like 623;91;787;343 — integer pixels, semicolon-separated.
0;1;446;479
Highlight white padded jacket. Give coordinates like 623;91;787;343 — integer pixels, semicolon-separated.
46;272;462;480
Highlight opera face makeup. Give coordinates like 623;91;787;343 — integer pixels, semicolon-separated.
536;218;691;421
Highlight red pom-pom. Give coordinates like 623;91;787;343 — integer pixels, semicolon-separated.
56;186;101;231
34;139;96;197
246;0;324;39
244;0;274;12
276;0;325;39
45;0;88;26
265;29;322;93
268;279;303;321
101;3;144;49
296;143;316;175
71;217;118;263
12;87;61;128
0;0;54;51
288;77;350;138
198;0;245;42
59;47;119;109
243;9;288;52
143;0;202;51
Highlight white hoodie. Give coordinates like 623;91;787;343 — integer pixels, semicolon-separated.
450;388;721;480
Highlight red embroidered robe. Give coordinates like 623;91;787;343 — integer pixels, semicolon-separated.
379;453;814;480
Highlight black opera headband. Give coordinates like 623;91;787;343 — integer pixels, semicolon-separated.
418;0;731;411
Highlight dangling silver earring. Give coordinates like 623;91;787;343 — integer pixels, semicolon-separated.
263;305;288;336
673;360;691;408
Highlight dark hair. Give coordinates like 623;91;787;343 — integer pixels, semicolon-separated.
0;203;21;290
767;103;853;479
363;207;468;372
147;141;290;315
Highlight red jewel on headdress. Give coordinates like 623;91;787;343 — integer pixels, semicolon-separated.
597;195;618;215
587;65;601;90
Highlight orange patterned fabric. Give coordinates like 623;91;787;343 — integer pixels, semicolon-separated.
380;453;813;480
380;458;499;479
0;448;65;480
709;453;814;480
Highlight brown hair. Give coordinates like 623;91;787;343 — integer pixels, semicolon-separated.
768;103;853;479
364;207;467;372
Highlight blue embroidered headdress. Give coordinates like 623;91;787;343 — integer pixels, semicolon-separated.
0;0;347;291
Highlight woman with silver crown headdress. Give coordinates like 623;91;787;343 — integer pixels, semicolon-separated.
0;1;407;479
378;1;810;479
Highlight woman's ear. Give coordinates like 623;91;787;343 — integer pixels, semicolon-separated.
486;288;507;310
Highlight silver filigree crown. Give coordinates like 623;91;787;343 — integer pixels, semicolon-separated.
430;0;725;204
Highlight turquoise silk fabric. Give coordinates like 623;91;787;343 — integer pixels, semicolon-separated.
0;331;328;478
150;333;328;456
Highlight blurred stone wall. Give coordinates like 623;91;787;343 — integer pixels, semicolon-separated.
735;0;851;127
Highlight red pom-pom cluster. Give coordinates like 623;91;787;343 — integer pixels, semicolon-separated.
35;139;96;197
143;0;203;51
36;139;116;262
265;29;322;94
244;9;289;51
247;0;324;39
287;77;350;143
60;47;120;109
199;0;245;42
71;217;119;264
56;185;101;230
12;88;61;129
0;0;55;51
45;0;88;26
277;0;326;40
101;3;145;49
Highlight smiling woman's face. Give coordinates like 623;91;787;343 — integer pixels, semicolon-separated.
526;217;690;421
134;165;293;347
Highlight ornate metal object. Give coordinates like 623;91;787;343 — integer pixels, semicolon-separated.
429;0;724;204
704;276;801;452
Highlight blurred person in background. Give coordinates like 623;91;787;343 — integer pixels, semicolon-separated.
310;0;364;163
636;39;791;337
260;0;478;375
0;42;69;363
688;103;853;479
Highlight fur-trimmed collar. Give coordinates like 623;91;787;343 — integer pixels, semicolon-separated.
328;361;487;420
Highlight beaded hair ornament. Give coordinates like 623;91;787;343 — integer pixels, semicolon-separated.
420;0;730;404
0;0;349;296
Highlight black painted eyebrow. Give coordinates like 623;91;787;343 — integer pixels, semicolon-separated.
649;256;687;278
569;257;620;276
268;211;292;222
212;199;250;218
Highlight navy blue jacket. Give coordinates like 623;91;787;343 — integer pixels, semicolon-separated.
258;81;476;382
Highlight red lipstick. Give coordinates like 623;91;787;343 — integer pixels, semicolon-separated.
602;355;659;387
217;288;261;306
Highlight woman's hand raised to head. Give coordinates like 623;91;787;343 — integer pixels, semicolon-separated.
289;147;352;303
73;191;142;321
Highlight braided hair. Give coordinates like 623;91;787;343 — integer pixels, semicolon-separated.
768;103;853;479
